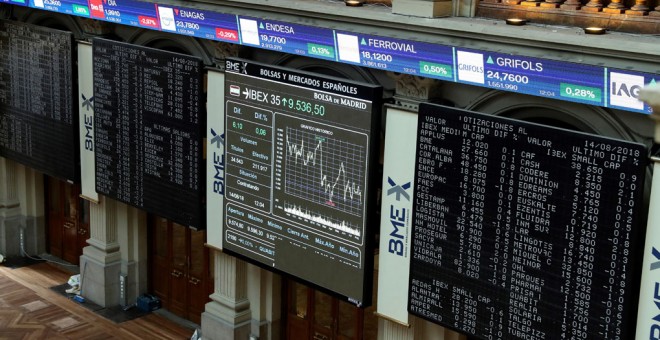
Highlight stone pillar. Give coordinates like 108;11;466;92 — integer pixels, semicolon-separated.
15;165;45;256
381;316;467;340
202;251;251;340
0;158;22;257
247;264;282;340
79;196;122;307
117;204;147;306
381;316;416;340
200;41;251;339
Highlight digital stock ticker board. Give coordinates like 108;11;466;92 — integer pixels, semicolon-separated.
222;58;382;306
93;39;204;228
408;104;647;339
0;20;77;182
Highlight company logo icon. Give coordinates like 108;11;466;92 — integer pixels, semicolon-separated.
81;93;94;111
158;6;177;32
33;0;44;8
651;247;660;271
610;72;644;110
336;33;360;64
229;85;240;96
210;128;225;195
387;177;410;201
457;50;485;85
210;128;225;149
239;18;260;46
88;0;105;18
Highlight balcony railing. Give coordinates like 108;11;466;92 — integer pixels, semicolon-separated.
477;0;660;33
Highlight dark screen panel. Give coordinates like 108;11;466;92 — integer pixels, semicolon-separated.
93;38;203;228
222;58;381;306
0;20;76;182
408;103;646;339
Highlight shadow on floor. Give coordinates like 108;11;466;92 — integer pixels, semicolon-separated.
1;255;44;269
50;283;150;323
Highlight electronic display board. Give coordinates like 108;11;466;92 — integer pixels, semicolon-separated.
0;20;77;182
335;30;454;80
156;4;239;42
238;16;336;60
93;38;203;228
222;58;381;306
408;103;647;339
455;49;606;107
13;0;658;114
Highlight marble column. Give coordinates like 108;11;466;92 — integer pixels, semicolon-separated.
0;158;22;256
201;42;252;340
79;196;122;307
247;264;282;340
202;251;251;339
15;165;45;256
117;204;147;306
381;317;416;340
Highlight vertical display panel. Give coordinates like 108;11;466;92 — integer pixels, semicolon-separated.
206;70;226;250
376;107;417;325
78;42;98;202
0;20;76;182
223;58;382;306
408;103;647;339
93;38;203;228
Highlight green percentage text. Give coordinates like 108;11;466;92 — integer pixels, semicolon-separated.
560;83;601;103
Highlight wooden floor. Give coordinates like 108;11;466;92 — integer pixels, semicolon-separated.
0;261;194;339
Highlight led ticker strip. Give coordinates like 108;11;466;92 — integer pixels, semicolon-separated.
8;0;658;114
238;16;336;60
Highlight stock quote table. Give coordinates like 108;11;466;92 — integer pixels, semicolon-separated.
93;38;204;228
408;103;647;339
0;20;76;181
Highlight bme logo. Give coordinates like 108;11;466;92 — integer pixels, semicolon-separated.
610;72;644;110
386;177;410;256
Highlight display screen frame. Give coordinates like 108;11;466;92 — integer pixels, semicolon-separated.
221;58;383;307
407;103;647;339
0;19;78;183
92;38;205;228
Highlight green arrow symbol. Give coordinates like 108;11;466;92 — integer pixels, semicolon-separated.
650;79;657;86
361;38;367;45
487;56;494;64
259;23;264;29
